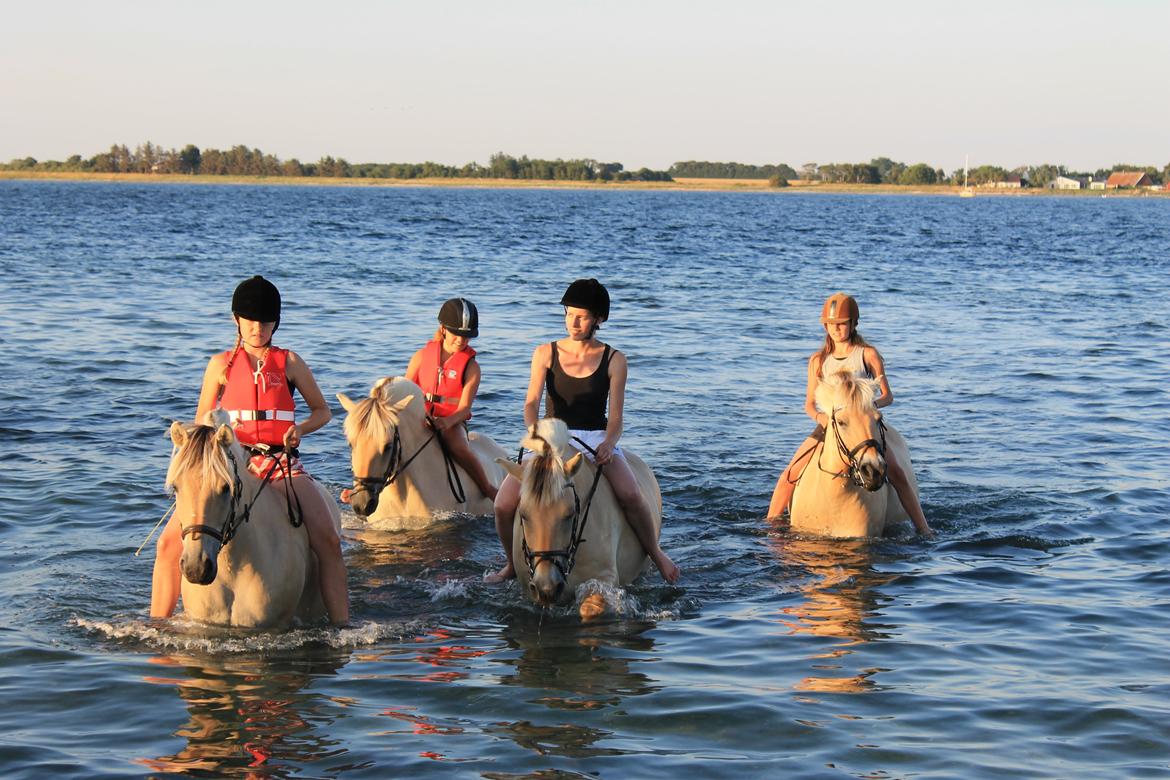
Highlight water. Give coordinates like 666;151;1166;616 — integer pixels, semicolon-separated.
1;180;1168;778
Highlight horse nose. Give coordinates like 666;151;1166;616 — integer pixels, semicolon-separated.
182;552;216;585
860;462;885;492
530;577;565;606
351;491;377;517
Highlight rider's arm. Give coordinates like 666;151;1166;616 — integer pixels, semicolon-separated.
195;353;227;423
522;344;551;428
284;351;332;447
803;353;828;427
404;348;423;385
865;347;893;409
597;350;628;464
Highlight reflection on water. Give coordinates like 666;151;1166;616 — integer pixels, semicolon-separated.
498;619;661;707
490;618;661;759
770;534;896;694
139;648;351;776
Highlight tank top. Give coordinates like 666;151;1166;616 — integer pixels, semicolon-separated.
821;345;871;381
545;342;612;431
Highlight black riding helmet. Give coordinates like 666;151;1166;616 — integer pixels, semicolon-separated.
438;297;479;338
560;278;609;321
232;275;281;327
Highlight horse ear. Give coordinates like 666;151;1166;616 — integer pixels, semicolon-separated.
215;424;235;447
170;420;187;447
565;452;585;476
496;458;524;480
390;395;414;414
337;393;356;413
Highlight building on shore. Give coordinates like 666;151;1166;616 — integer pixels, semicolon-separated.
1049;175;1086;190
1105;171;1153;189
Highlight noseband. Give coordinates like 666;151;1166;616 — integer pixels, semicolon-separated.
820;409;888;488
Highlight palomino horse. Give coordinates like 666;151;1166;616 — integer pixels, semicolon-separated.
789;372;919;538
338;377;508;526
166;412;340;628
498;418;662;620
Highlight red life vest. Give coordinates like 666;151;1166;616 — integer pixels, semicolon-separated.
219;347;296;447
414;339;475;418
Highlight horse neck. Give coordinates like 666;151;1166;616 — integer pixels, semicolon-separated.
388;406;447;492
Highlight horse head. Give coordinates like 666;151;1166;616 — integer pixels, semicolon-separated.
500;419;586;606
338;377;417;517
815;372;887;492
166;410;245;586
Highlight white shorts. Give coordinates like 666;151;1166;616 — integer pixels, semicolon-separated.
520;428;623;463
566;429;623;462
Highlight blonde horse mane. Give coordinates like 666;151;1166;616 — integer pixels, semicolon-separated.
519;419;572;509
165;409;237;495
342;376;418;446
815;371;880;415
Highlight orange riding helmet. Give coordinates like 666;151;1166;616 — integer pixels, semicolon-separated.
820;292;859;324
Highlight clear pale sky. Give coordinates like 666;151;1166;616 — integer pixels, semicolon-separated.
3;0;1166;173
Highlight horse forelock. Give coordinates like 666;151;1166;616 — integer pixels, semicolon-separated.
344;394;394;446
818;372;878;415
166;424;236;495
520;449;570;511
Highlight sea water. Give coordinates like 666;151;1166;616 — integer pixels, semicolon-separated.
1;180;1168;778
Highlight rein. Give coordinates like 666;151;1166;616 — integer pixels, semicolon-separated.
180;443;302;549
816;409;888;487
519;436;605;582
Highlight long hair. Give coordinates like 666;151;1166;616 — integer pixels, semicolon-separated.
819;322;870;364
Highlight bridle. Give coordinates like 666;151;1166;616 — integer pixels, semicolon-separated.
817;407;888;488
518;437;606;582
179;444;300;549
348;418;467;506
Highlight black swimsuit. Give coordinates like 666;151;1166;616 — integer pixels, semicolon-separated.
545;342;612;431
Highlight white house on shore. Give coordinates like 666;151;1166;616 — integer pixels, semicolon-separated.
1050;175;1085;190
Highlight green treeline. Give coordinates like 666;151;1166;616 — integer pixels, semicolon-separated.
674;157;1168;187
668;161;798;180
0;144;672;182
5;144;1167;187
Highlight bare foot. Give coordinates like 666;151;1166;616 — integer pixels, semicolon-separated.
484;563;515;584
340;488;352;504
579;593;606;622
651;549;680;584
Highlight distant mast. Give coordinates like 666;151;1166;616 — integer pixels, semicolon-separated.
960;154;975;198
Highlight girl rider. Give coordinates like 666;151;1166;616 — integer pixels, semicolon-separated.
150;276;350;625
767;292;932;536
404;298;498;501
487;279;680;584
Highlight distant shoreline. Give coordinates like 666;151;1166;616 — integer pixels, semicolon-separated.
2;170;1166;197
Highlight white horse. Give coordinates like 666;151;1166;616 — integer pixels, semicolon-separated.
498;418;662;620
338;377;508;526
789;372;919;538
166;413;340;628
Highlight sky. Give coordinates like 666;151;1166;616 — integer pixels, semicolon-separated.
2;0;1167;173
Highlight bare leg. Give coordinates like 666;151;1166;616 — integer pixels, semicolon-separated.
442;426;498;501
293;478;350;625
886;453;932;537
485;474;520;582
604;455;680;583
149;514;183;618
767;437;819;519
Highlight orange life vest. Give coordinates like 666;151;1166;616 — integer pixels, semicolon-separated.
219;347;296;447
414;339;475;418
